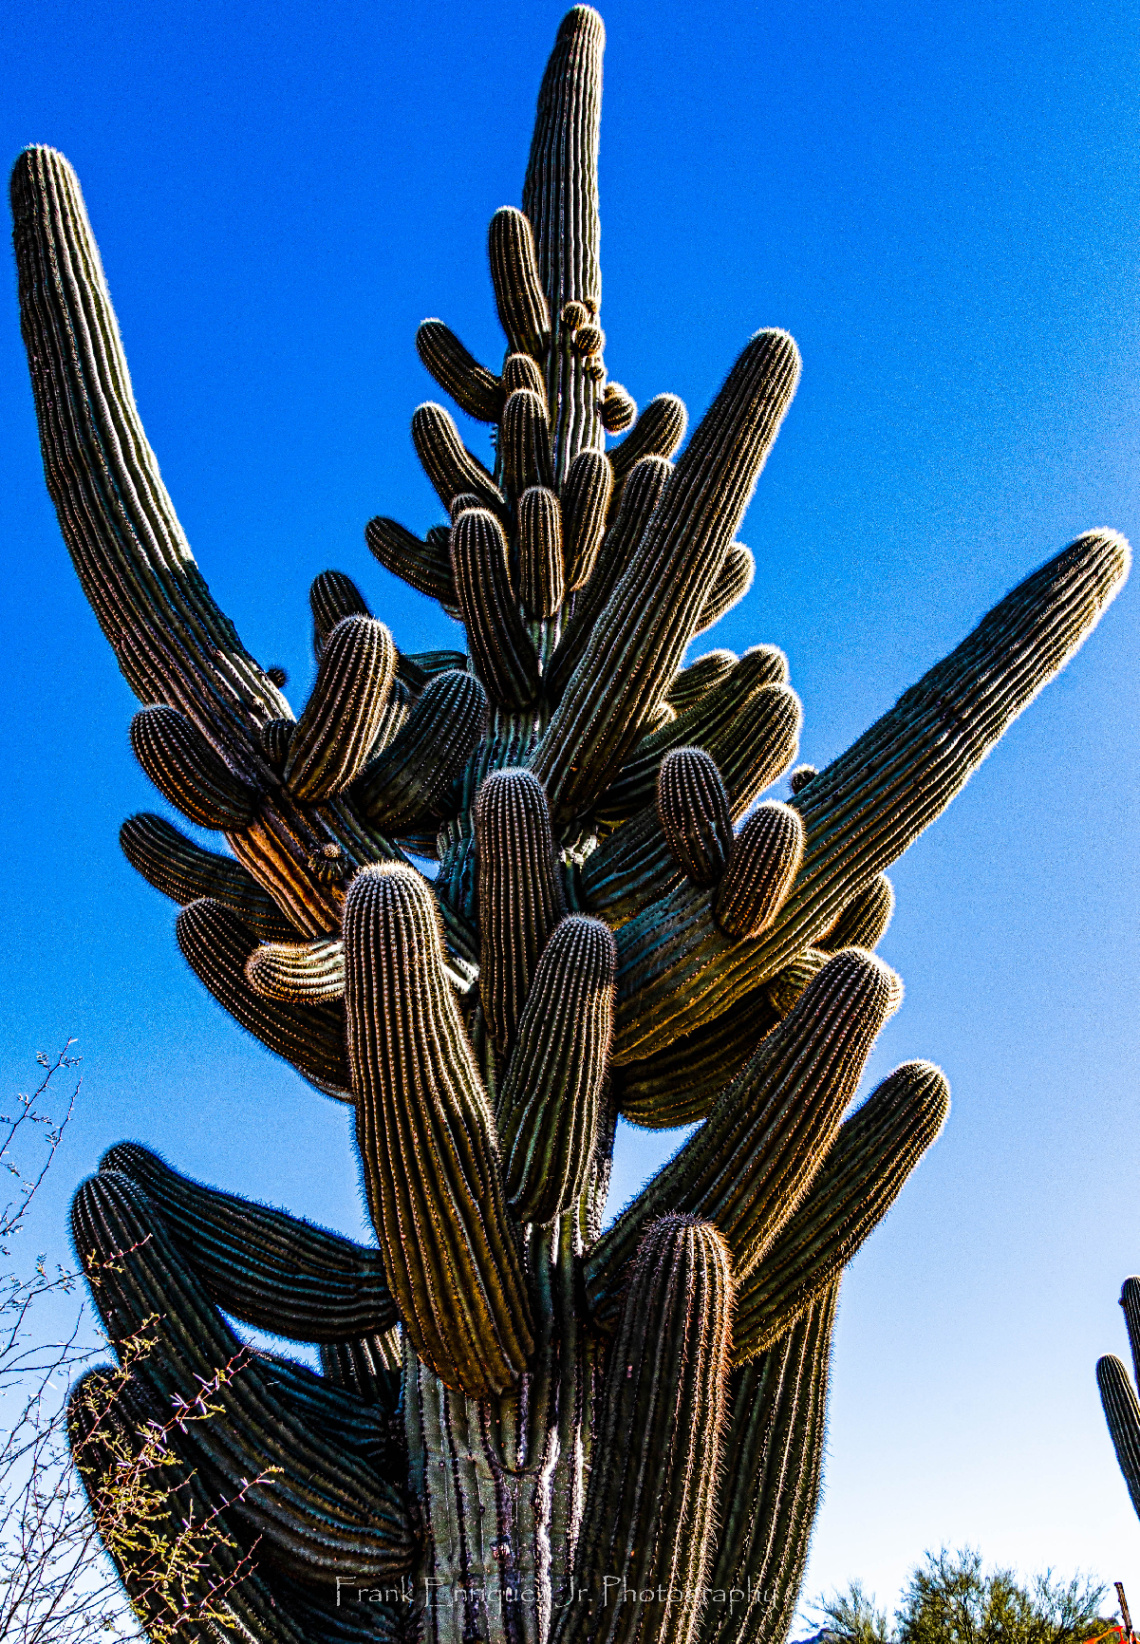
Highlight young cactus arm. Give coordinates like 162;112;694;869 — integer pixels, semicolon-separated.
608;392;689;484
245;938;345;1004
343;864;534;1398
554;1217;733;1644
11;148;287;770
176;899;353;1097
68;1368;318;1644
695;541;755;633
283;615;398;801
667;648;738;714
119;811;295;940
498;914;616;1225
355;669;488;832
365;514;458;605
522;5;605;480
1098;1355;1140;1521
733;1061;949;1364
416;318;505;423
562;448;613;587
475;769;567;1052
532;328;802;824
449;510;540;710
72;1171;417;1581
700;1286;837;1644
518;485;566;617
100;1141;396;1342
613;528;1130;1061
588;948;895;1323
819;871;895;952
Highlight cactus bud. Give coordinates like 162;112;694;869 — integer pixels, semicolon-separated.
789;763;817;794
600;381;636;433
561;299;589;332
716;801;805;940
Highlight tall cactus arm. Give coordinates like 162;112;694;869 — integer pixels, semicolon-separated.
72;1171;417;1582
733;1061;949;1364
343;864;534;1398
1098;1354;1140;1521
10;148;288;769
587;948;896;1324
555;1217;733;1644
522;5;605;481
99;1141;396;1342
700;1286;838;1644
532;329;802;823
613;528;1130;1062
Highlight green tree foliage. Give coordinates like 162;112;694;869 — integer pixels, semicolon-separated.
814;1550;1113;1644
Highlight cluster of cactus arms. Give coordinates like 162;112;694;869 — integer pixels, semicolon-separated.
1098;1284;1140;1523
10;6;1130;1643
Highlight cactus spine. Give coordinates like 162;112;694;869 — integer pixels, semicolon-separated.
10;8;1129;1644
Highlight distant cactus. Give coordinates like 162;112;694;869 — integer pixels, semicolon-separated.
1098;1279;1140;1521
10;7;1129;1644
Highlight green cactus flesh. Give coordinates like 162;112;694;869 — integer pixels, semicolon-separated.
10;6;1130;1642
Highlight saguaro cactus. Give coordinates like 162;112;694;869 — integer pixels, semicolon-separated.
1097;1280;1140;1521
10;8;1128;1644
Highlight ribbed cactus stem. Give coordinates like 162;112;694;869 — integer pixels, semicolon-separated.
588;948;896;1320
119;812;294;939
522;6;605;480
130;706;258;832
417;318;505;422
283;615;397;800
613;529;1131;1062
1098;1355;1140;1520
475;768;567;1052
556;1216;732;1644
701;1287;837;1644
343;863;533;1397
821;872;895;952
519;486;566;617
532;334;801;822
498;914;616;1224
450;509;540;710
10;147;287;764
732;1061;949;1362
715;801;805;940
656;747;734;888
309;568;371;655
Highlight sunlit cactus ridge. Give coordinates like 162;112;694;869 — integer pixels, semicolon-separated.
10;5;1128;1642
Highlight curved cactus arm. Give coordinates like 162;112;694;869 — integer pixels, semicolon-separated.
498;914;616;1225
616;986;782;1131
1098;1354;1140;1521
120;811;295;940
532;329;801;824
343;864;534;1398
733;1061;949;1364
700;1286;838;1644
71;1171;417;1583
99;1140;396;1343
555;1216;733;1644
475;769;567;1053
696;541;755;634
609;392;689;486
667;649;738;714
365;514;458;605
356;669;488;833
10;148;288;768
176;898;353;1096
321;1331;404;1410
416;318;505;423
245;937;346;1004
613;529;1130;1062
586;948;896;1324
283;616;397;801
522;5;605;481
68;1367;317;1644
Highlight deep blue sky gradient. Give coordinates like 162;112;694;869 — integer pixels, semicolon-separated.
3;0;1139;1612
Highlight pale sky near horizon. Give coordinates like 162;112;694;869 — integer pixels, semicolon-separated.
2;0;1139;1619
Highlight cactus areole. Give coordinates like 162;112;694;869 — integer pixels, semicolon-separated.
11;9;1129;1644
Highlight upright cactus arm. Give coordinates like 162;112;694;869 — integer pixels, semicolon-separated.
586;948;897;1323
1098;1353;1140;1521
732;1061;950;1363
613;528;1130;1062
343;864;534;1398
10;147;288;767
99;1141;397;1342
555;1217;733;1644
700;1287;838;1644
532;328;802;823
522;5;605;481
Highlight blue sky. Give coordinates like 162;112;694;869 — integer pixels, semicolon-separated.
3;0;1139;1615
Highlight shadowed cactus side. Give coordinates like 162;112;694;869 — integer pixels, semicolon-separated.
1097;1279;1140;1521
10;6;1129;1644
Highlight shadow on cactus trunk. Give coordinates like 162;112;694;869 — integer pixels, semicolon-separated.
9;5;1130;1643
